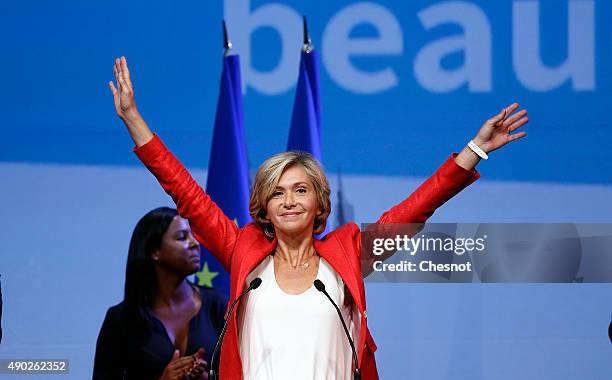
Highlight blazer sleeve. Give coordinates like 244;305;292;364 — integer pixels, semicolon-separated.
376;153;479;224
92;308;126;380
360;154;479;277
134;134;239;271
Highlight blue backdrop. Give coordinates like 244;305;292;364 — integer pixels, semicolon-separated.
2;0;611;183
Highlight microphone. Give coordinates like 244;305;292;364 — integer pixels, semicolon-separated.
314;279;361;380
209;277;262;380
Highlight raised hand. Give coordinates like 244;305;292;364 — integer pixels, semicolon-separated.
108;56;153;147
454;102;529;171
473;102;528;154
109;56;139;122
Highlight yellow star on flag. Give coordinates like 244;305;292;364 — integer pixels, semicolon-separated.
196;261;219;288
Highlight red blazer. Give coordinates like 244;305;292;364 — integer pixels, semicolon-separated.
134;135;479;379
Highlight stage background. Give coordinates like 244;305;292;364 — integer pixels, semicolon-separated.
1;0;611;378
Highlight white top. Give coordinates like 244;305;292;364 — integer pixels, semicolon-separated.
237;255;354;380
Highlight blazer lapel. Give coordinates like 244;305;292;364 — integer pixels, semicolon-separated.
233;224;275;299
315;235;364;313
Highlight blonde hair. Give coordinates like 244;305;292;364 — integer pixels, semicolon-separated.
250;151;331;238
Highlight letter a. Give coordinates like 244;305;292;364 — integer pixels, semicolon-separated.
414;2;492;93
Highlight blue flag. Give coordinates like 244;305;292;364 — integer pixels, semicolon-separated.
287;49;330;235
287;50;322;160
195;55;250;295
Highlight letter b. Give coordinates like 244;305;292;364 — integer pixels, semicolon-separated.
224;0;301;94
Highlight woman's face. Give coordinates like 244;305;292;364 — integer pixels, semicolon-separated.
153;216;201;275
265;164;320;237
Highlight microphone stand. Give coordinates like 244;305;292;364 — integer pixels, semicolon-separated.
314;279;361;380
209;278;262;380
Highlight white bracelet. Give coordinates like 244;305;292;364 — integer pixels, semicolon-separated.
468;140;488;160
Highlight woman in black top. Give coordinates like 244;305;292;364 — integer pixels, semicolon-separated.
93;207;227;380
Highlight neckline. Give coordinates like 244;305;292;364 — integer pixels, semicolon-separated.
149;284;202;354
270;255;323;296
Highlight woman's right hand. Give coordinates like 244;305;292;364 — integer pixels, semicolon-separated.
109;56;140;122
108;56;154;147
158;350;196;380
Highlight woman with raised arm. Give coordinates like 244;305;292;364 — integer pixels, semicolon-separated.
93;207;228;380
109;56;527;380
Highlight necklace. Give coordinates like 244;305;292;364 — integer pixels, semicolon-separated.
274;248;318;270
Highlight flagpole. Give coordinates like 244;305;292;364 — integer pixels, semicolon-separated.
222;20;232;56
302;15;313;53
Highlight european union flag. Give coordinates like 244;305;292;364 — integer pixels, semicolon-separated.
195;54;250;295
287;23;327;234
287;48;322;160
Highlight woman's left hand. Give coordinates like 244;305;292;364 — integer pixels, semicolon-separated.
472;102;528;154
184;348;208;380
